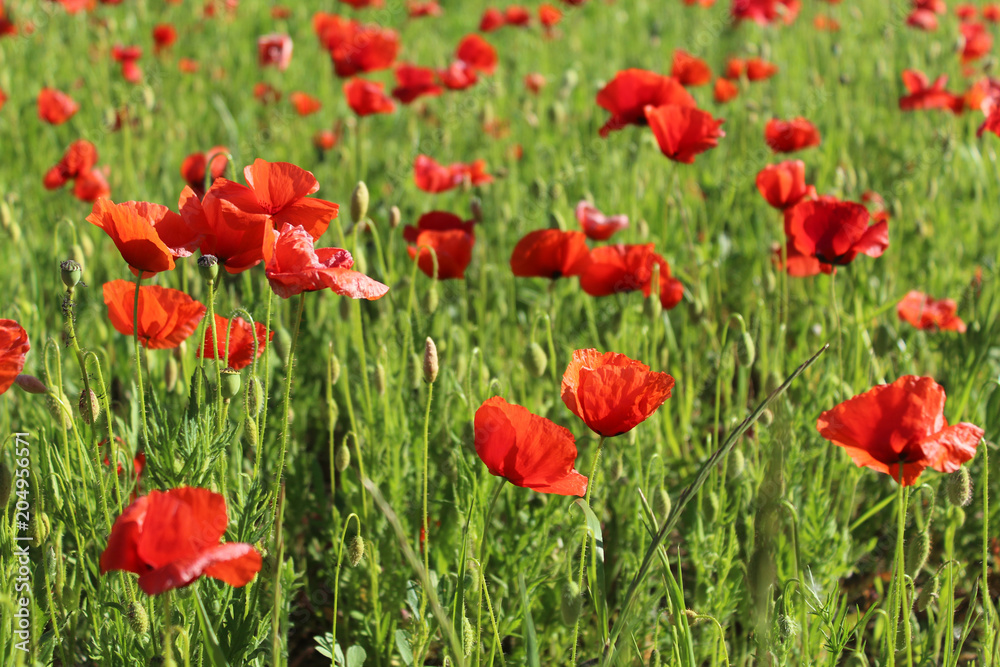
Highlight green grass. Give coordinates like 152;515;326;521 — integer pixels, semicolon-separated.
1;0;1000;665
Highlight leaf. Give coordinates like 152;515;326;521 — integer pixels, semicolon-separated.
395;629;414;666
574;497;609;644
346;645;367;667
193;587;232;667
518;574;539;667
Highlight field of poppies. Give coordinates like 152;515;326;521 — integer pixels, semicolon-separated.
2;0;1000;665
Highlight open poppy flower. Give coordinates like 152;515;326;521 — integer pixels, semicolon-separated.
731;0;801;25
181;147;229;200
561;349;675;438
265;224;389;300
479;7;505;31
152;23;177;53
404;211;476;279
290;91;322;116
474;397;588;496
576;243;684;309
985;3;1000;21
896;291;966;333
960;22;992;64
524;73;546;94
112;45;143;83
88;199;197;275
100;486;262;595
575;201;629;240
0;320;29;397
539;4;562;31
644;104;725;163
765;117;820;153
258;33;293;70
817;376;983;486
782;198;888;274
906;8;938;29
37;87;79;125
177;186;274;274
344;78;396;116
671;50;712;87
455;34;497;75
746;57;778;81
198;314;274;370
392;63;443;103
979;106;1000;138
596;69;695;137
899;70;964;113
510;229;589;279
437;62;479;90
44;139;99;190
74;168;111;202
413;155;492;193
314;13;400;77
103;280;206;349
756;160;815;210
714;78;739;103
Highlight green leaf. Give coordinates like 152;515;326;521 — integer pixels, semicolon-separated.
395;629;414;666
518;574;539;667
574;497;609;644
346;645;367;667
193;587;232;667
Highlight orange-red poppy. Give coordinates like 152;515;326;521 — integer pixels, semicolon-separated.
407;1;442;17
112;45;143;83
980;106;1000;138
956;3;977;20
413;155;492;193
479;7;505;31
177;186;273;274
103;280;206;349
437;62;478;90
713;77;739;103
644;104;725;163
344;78;396;116
756;160;815;210
781;198;888;275
899;70;963;113
88;199;196;275
817;376;983;486
313;13;400;77
290;91;322;116
44;139;99;190
403;211;476;279
257;33;293;70
474;397;588;496
392;63;443;104
596;69;695;137
152;23;176;53
731;0;800;25
0;319;29;397
896;291;966;333
524;72;546;94
576;243;684;309
575;201;629;241
539;3;562;30
906;9;938;30
340;0;384;6
765;117;820;153
561;349;675;438
671;50;712;87
179;58;200;73
37;87;79;125
0;87;6;111
745;57;778;81
960;22;992;64
198;314;275;369
180;147;229;199
985;3;1000;21
510;229;589;279
100;486;262;595
723;58;745;80
73;168;111;203
505;5;530;25
455;34;497;75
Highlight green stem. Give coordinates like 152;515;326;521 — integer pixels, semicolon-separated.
570;435;607;666
331;513;361;666
132;272;150;451
272;293;306;518
206;279;224;436
422;379;435;590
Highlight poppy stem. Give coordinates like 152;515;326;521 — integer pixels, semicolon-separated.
132;271;151;453
205;278;224;436
889;467;911;667
331;512;361;666
571;435;607;665
272;293;306;523
162;590;175;667
420;376;435;605
477;477;507;573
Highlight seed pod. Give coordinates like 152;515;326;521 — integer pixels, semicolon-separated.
374;362;386;396
946;467;973;507
273;326;291;362
905;530;931;578
462;615;475;657
219;367;241;400
423;337;439;383
348;534;364;566
14;374;48;394
165;355;179;393
197;254;219;283
335;442;351;473
560;580;582;626
0;461;12;507
60;259;82;288
79;388;101;424
351;181;369;225
523;342;547;378
127;601;150;634
736;332;756;367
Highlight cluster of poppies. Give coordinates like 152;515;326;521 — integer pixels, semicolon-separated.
43;139;111;203
478;4;564;34
412;155;493;194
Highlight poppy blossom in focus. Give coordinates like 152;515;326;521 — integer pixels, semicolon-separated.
407;1;442;17
103;281;206;349
176;187;272;274
816;376;983;486
575;201;629;240
755;160;814;210
510;229;589;279
112;45;143;83
258;33;293;70
746;57;778;81
596;69;695;137
413;155;492;193
765;117;820;153
0;319;29;397
731;0;801;25
899;70;964;113
896;291;966;333
313;13;400;77
561;349;675;438
474;397;588;496
100;486;262;595
152;24;177;53
671;50;712;87
644;104;725;163
344;78;396;116
180;147;229;199
960;22;992;64
38;87;79;125
198;315;274;370
264;223;389;299
392;63;443;103
88;199;197;275
576;243;684;309
403;211;476;279
290;91;322;116
44;139;99;190
714;77;739;103
781;198;888;275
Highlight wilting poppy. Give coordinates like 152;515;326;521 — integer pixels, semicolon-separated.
765;117;820;153
88;199;197;275
152;23;177;52
816;376;983;486
112;45;143;83
960;22;992;64
644;104;725;163
576;243;684;309
596;69;695;137
510;229;589;279
407;1;442;17
456;34;497;75
0;319;29;397
314;13;400;77
290;91;322;116
474;397;588;496
575;201;629;240
199;315;274;370
37;87;79;125
746;57;778;81
344;78;396;116
100;486;262;595
44;139;99;190
782;198;888;275
392;63;443;103
906;9;938;30
731;0;801;25
103;280;206;349
899;70;963;113
756;160;814;210
479;7;505;31
714;77;739;103
258;33;293;70
896;291;966;333
671;50;712;87
413;155;492;193
404;211;476;279
561;349;675;438
180;147;229;199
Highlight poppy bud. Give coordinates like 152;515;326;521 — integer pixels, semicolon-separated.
45;544;57;579
32;512;51;547
778;615;799;641
462;615;475;656
549;182;563;202
47;390;72;430
14;374;48;394
736;332;756;368
328;397;339;426
560;580;582;626
523;342;547;378
610;456;625;482
351;181;369;225
410;353;422;390
905;530;931;578
335;442;351;473
488;378;502;397
443;659;452;667
424;284;439;314
648;649;660;667
643;293;662;320
329;354;341;386
916;574;939;611
549;101;567;126
127;601;150;634
7;221;21;244
469;198;484;225
561;69;578;94
244;416;258;449
60;259;82;288
946;467;973;507
0;461;11;508
548;210;565;231
165;355;179;393
760;408;774;428
654;488;672;520
219;367;241;400
423;337;439;384
348;534;364;566
389;205;401;229
728;448;746;480
373;362;386;397
79;388;101;424
197;254;219;283
245;376;264;415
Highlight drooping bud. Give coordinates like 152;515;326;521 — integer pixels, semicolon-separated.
523;342;547;378
197;254;219;283
424;283;439;314
219;367;241;400
905;529;931;578
374;362;386;396
559;580;582;626
329;354;341;386
60;259;82;289
736;332;756;368
647;649;660;667
916;574;940;611
245;376;264;416
335;441;351;473
127;601;150;634
78;388;101;424
14;374;48;394
348;534;365;566
351;181;369;225
423;337;439;383
945;467;973;507
389;205;401;229
462;615;475;656
654;488;672;520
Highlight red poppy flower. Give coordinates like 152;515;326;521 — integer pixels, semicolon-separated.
44;139;99;190
344;78;396;116
782;198;888;274
103;280;206;349
456;34;497;75
524;73;546;94
756;160;814;210
956;4;977;20
979;106;1000;138
392;63;443;104
413;155;492;193
746;57;778;81
575;201;629;240
540;4;562;29
403;211;476;279
896;291;966;333
505;6;530;25
816;376;983;486
723;58;745;80
258;33;293;70
914;0;946;12
313;13;400;77
985;4;1000;22
577;243;684;309
152;24;177;53
596;69;696;137
561;349;675;438
479;7;505;31
340;0;384;6
714;77;739;103
112;45;143;83
198;315;275;370
644;104;725;163
438;62;478;90
265;224;389;299
0;87;6;111
474;397;588;496
765;117;820;153
510;229;589;279
906;9;938;30
964;77;1000;113
176;187;272;274
960;22;992;64
88;199;196;275
407;1;441;17
671;50;711;87
290;91;322;116
100;486;262;595
0;319;29;397
37;87;79;125
731;0;800;25
314;127;341;151
899;70;964;113
73;168;112;203
179;58;200;73
180;147;229;199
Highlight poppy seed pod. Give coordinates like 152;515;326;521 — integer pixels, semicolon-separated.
127;601;150;634
905;530;931;578
14;374;48;395
423;337;439;383
351;181;369;225
347;534;364;567
60;259;82;288
219;367;241;400
79;388;101;424
523;342;547;378
946;467;973;507
335;442;351;473
389;205;401;229
560;580;582;626
197;254;220;283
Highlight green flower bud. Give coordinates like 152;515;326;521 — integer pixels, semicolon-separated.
197;254;219;283
127;601;150;634
424;284;439;314
648;649;660;667
335;442;351;473
165;355;179;393
916;574;940;611
374;362;386;396
219;367;241;400
945;467;973;507
348;534;365;567
728;448;746;480
351;181;369;225
905;529;931;578
523;342;547;378
329;354;341;386
560;580;582;626
60;259;82;289
245;376;264;415
45;544;57;579
736;332;756;367
79;388;101;424
654;488;672;521
33;512;51;547
389;205;401;229
423;337;439;383
244;417;258;450
643;293;662;320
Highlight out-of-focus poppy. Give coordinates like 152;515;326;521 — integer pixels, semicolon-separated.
456;34;497;75
906;8;938;30
152;24;177;53
407;1;442;17
510;229;589;279
505;5;530;25
575;201;629;240
290;91;322;116
344;78;396;116
103;281;206;349
956;4;978;21
180;147;229;199
340;0;384;6
524;72;546;94
746;57;778;81
479;7;505;31
112;45;143;83
597;69;695;137
179;58;200;73
765;117;820;153
816;376;983;486
438;62;478;90
644;104;725;163
0;87;6;111
264;223;389;299
960;22;992;64
899;70;964;113
198;315;274;370
88;199;196;275
984;3;1000;22
44;139;99;190
755;160;814;210
253;82;282;104
314;126;342;151
683;0;717;6
731;0;800;25
540;3;562;31
413;155;492;193
474;397;588;496
781;198;888;275
671;50;712;87
979;105;1000;137
74;168;111;202
258;33;293;70
561;349;675;438
0;319;29;397
38;87;79;125
100;486;262;595
271;5;291;18
813;14;840;30
576;243;684;309
403;211;476;279
964;77;1000;113
897;291;966;332
723;58;745;80
714;77;739;103
313;13;400;77
913;0;946;12
392;63;443;103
